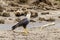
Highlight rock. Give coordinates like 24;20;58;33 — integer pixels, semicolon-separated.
15;17;21;22
41;12;49;15
0;19;5;24
2;12;10;17
8;18;13;20
58;16;60;18
45;6;51;10
15;12;21;17
30;19;36;22
39;16;55;22
31;11;38;18
22;8;27;11
18;0;28;4
39;17;45;21
15;10;24;17
15;11;28;17
0;6;5;12
45;17;55;22
0;12;3;16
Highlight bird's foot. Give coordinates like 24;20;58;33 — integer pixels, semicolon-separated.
23;29;29;35
22;32;29;36
12;30;16;33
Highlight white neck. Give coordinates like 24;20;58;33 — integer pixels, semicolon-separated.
26;12;31;20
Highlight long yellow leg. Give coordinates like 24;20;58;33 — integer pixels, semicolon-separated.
24;28;29;34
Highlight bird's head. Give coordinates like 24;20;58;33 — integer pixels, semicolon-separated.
26;11;31;20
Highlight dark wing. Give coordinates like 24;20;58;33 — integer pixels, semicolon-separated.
12;18;28;30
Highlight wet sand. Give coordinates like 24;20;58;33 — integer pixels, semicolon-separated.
0;24;60;40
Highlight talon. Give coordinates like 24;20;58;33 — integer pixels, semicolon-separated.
12;30;16;33
24;28;29;35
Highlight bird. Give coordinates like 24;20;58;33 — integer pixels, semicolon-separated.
12;11;31;34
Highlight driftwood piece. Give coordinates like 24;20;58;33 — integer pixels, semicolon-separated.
40;22;55;30
30;22;55;30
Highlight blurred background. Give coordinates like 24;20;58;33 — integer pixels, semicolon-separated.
0;0;60;40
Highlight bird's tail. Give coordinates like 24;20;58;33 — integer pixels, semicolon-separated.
12;25;17;30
